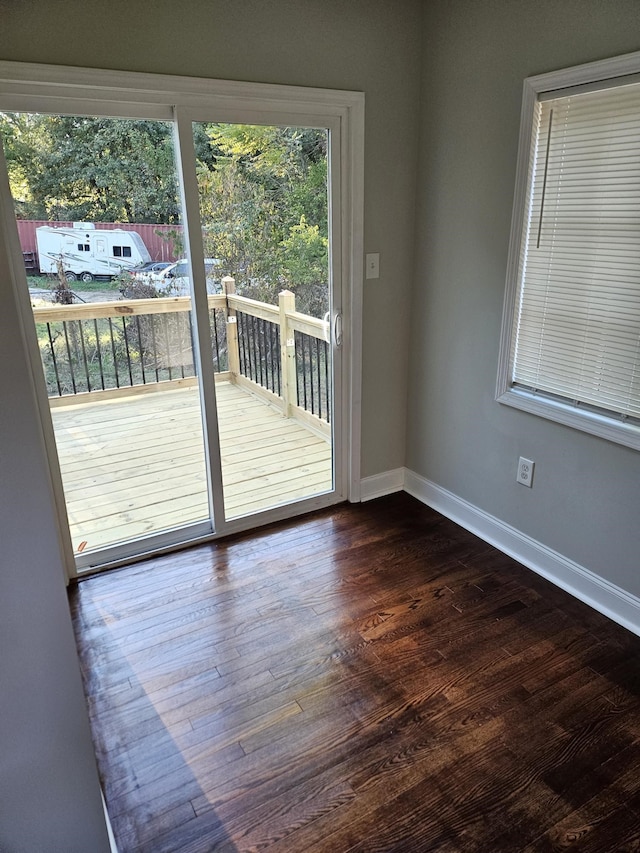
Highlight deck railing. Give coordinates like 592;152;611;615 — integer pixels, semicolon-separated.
32;277;331;435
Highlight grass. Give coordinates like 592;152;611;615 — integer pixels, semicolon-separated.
73;280;120;292
27;274;120;292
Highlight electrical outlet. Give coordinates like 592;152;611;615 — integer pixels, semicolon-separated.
516;457;535;487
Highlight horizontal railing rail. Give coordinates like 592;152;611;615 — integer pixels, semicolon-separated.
33;295;228;401
32;279;331;433
32;294;227;322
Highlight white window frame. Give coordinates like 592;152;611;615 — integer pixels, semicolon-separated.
497;49;640;451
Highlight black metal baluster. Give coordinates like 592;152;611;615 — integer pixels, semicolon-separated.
247;315;255;382
136;314;147;385
243;313;249;378
47;323;62;396
267;323;276;394
188;312;196;377
122;318;134;386
240;312;249;377
236;312;242;374
162;315;172;381
276;325;282;396
235;312;242;373
251;316;260;383
263;320;269;390
220;310;226;371
253;317;259;384
79;320;91;393
295;331;301;404
309;336;316;415
255;316;261;384
324;340;330;423
257;318;263;387
220;310;228;373
62;321;77;395
150;316;160;382
236;312;243;374
266;320;271;390
108;318;120;388
211;310;220;371
301;333;308;411
315;338;322;418
178;314;186;379
258;318;265;388
135;316;146;384
268;322;275;392
263;320;268;389
93;319;105;390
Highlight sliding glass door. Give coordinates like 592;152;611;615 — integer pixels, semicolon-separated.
188;120;335;521
0;112;214;560
0;79;352;574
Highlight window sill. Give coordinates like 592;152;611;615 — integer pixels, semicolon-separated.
496;386;640;451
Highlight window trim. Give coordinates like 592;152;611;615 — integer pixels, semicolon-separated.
496;49;640;451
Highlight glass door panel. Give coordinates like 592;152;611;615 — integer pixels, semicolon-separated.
1;105;345;571
0;112;211;559
191;121;334;520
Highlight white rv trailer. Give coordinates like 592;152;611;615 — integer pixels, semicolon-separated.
36;223;152;282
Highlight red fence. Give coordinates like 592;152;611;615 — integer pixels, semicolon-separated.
16;220;183;265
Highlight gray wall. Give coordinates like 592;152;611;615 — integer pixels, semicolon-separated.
5;1;639;844
0;0;422;477
0;196;110;848
408;0;640;592
0;0;421;847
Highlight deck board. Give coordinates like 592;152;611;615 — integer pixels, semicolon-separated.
51;382;332;554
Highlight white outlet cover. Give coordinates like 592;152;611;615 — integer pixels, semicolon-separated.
517;457;535;487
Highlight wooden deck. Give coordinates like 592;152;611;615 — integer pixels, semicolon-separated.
51;381;332;554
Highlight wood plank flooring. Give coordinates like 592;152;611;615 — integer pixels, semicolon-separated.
69;493;640;852
52;381;332;554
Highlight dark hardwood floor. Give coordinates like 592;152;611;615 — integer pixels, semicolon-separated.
69;493;640;853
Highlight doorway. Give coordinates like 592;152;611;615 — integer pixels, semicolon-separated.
0;64;363;576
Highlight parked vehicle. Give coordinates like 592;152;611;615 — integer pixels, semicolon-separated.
36;223;152;281
152;258;223;295
131;261;172;278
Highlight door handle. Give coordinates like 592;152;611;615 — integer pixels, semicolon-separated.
333;312;343;348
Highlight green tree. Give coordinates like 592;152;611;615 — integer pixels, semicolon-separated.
1;113;331;316
0;113;181;223
280;216;328;317
197;123;329;314
0;112;50;219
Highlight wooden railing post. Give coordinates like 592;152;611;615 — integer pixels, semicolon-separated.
279;289;297;417
223;276;240;382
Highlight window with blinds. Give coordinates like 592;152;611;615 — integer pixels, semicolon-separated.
498;57;640;450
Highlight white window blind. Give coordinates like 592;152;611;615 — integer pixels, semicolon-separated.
512;81;640;423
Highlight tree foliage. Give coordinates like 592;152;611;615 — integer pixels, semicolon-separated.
1;114;181;223
198;124;328;314
0;113;329;316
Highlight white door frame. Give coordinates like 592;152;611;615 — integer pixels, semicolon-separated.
0;61;364;579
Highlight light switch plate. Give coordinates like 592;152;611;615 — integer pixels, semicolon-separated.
366;253;380;279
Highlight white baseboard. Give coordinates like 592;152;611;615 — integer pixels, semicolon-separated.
360;468;405;502
402;467;640;638
102;791;118;852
